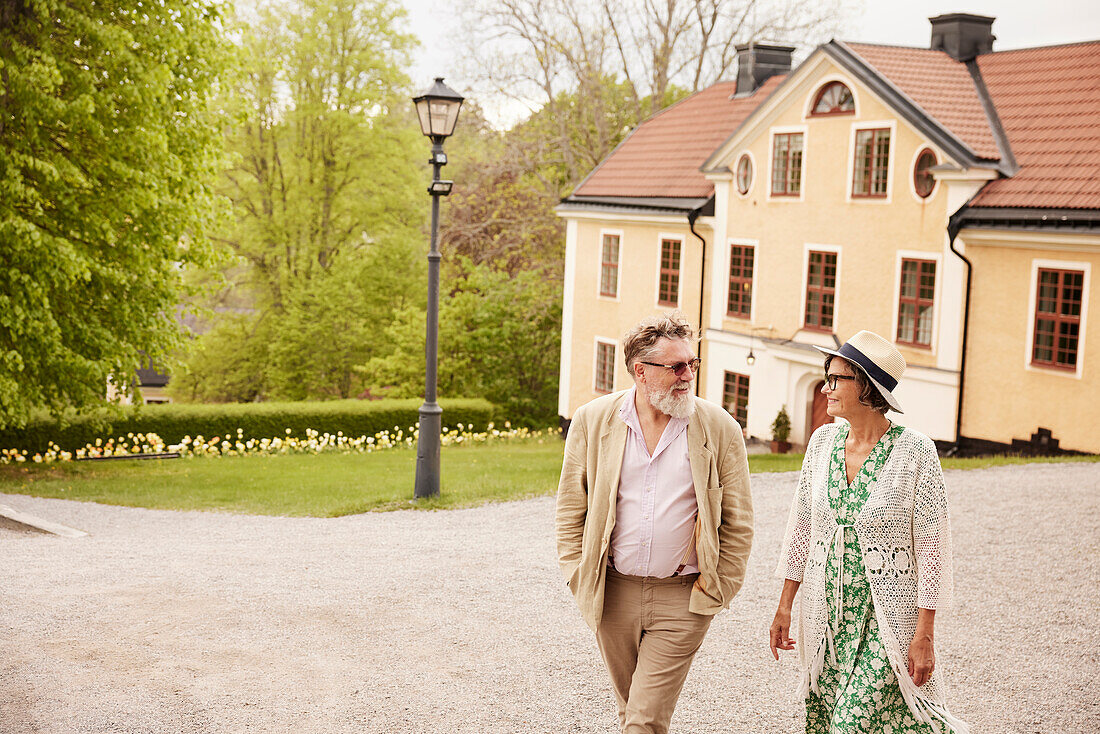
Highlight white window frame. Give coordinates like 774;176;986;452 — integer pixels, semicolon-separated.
891;250;943;353
801;243;842;333
593;337;618;393
597;228;623;301
655;233;684;309
907;144;942;203
766;125;808;202
734;150;756;199
726;237;759;321
802;74;860;120
846;119;897;204
1025;258;1090;379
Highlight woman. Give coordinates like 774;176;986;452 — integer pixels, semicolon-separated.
769;331;969;733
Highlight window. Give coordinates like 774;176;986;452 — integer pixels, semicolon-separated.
723;372;750;427
736;154;753;195
599;233;620;297
771;133;803;196
727;244;754;318
1032;268;1084;370
595;341;616;392
810;81;855;116
805;250;837;331
897;259;936;347
914;148;937;198
658;238;681;306
852;128;891;197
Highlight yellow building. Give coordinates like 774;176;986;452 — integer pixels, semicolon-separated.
557;14;1100;454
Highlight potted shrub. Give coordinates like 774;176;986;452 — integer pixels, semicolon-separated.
770;406;792;454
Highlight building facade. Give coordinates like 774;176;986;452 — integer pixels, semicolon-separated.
557;15;1100;453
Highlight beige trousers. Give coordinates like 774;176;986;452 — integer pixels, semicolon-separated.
595;568;713;734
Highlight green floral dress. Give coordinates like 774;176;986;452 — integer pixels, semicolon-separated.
805;423;936;734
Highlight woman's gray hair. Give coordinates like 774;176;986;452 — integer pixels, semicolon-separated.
824;355;891;414
622;311;696;372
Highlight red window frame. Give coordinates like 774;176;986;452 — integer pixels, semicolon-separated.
595;341;616;393
1032;268;1084;370
727;244;754;318
770;133;803;196
723;371;750;428
599;233;620;297
809;81;855;116
852;128;891;198
913;148;937;198
804;250;837;331
896;258;936;347
658;238;681;306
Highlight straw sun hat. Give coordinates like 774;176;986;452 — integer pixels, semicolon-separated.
814;330;906;413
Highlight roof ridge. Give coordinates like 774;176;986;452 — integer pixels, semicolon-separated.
982;38;1100;55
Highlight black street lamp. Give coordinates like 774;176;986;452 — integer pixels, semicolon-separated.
412;77;464;500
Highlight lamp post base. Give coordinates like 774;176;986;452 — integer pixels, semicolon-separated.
413;401;442;499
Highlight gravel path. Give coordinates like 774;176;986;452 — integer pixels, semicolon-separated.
2;462;1098;733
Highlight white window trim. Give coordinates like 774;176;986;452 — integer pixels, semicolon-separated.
766;125;808;202
593;336;618;393
596;228;624;301
846;120;897;204
907;144;942;203
726;237;759;321
1025;258;1090;379
655;233;684;309
891;250;943;354
734;150;756;199
801;243;842;333
802;74;860;120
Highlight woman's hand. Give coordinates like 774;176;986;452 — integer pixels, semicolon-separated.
769;607;796;660
769;578;801;660
907;608;937;686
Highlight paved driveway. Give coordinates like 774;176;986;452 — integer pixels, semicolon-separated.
2;462;1098;733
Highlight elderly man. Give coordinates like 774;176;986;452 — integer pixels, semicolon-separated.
556;312;754;734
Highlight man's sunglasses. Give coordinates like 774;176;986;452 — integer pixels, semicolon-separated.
640;358;701;377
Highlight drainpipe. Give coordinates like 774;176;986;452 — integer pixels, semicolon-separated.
688;207;707;397
945;205;971;455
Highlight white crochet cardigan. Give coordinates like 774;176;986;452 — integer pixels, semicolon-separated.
776;423;969;733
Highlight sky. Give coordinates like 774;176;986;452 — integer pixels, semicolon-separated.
401;0;1100;124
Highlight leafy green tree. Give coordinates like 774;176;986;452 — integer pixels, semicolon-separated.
0;0;228;428
362;259;561;425
175;0;427;401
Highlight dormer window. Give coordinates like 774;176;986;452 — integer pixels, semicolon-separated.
810;81;855;116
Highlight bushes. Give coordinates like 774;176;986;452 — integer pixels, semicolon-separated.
0;399;501;454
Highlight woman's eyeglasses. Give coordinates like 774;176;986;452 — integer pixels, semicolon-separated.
641;358;701;377
824;373;857;391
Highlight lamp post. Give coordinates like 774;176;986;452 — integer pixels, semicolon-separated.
412;77;464;500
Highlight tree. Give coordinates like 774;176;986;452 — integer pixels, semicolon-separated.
0;0;228;429
174;0;427;401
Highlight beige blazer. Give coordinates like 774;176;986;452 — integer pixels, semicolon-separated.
555;389;754;631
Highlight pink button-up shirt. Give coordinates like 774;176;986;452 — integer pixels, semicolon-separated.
609;387;699;578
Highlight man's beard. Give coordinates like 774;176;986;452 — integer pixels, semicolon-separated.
646;383;695;419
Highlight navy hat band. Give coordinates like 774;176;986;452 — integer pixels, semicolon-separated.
838;343;898;392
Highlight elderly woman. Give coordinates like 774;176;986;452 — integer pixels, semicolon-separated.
769;331;969;733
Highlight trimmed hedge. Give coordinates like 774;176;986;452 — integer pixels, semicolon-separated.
1;399;502;454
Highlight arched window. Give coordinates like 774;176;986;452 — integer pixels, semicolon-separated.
736;154;753;195
914;148;938;198
810;81;855;116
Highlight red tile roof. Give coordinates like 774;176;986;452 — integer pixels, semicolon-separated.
843;43;1001;160
571;76;786;199
971;41;1100;209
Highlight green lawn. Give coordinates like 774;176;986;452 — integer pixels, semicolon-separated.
0;442;1093;517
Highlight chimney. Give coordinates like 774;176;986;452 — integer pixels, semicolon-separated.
929;13;995;61
735;43;795;96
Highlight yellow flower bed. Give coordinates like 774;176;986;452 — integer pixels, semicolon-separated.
1;422;551;464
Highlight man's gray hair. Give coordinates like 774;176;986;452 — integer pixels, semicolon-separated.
621;311;696;372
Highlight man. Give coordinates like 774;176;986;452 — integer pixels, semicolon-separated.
556;312;754;734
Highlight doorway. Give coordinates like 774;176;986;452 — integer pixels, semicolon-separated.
809;380;833;437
